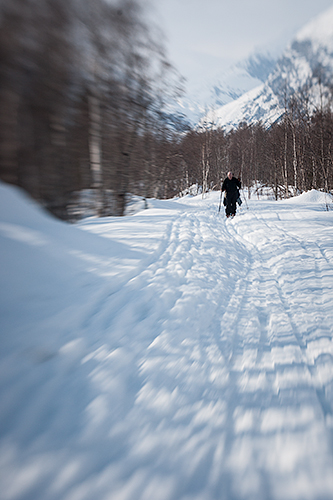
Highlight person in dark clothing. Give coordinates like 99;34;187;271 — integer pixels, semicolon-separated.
222;171;241;217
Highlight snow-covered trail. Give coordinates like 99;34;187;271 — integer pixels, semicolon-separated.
1;184;333;500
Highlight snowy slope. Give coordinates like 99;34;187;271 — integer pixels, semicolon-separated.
1;182;333;500
173;54;274;125
205;4;333;130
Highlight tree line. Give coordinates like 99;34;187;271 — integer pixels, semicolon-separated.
172;83;333;201
1;0;333;220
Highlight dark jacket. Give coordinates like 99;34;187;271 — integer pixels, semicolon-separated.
222;176;241;196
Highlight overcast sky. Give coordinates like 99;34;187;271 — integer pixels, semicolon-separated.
148;0;333;99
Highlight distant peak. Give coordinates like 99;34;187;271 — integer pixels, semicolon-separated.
239;52;277;82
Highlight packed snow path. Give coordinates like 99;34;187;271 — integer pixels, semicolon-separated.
1;184;333;500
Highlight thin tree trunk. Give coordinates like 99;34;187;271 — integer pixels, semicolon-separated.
291;123;297;194
0;88;19;185
284;123;288;197
88;94;103;215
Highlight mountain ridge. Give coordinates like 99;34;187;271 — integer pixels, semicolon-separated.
202;4;333;131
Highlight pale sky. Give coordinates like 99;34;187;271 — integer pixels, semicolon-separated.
148;0;333;100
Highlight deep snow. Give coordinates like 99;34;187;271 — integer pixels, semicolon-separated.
1;182;333;500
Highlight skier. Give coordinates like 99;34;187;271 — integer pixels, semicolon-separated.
222;171;241;218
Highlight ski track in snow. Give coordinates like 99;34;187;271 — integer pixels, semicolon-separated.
1;185;333;500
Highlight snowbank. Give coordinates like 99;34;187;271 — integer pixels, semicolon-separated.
284;189;333;205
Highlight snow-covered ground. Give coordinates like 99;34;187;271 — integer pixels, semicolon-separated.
1;181;333;500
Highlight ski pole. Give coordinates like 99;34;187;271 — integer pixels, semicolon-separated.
218;184;223;212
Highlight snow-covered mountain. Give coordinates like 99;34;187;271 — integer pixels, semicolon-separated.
203;4;333;131
173;52;276;125
211;52;278;108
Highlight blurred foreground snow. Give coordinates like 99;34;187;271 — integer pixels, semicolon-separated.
1;183;333;500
